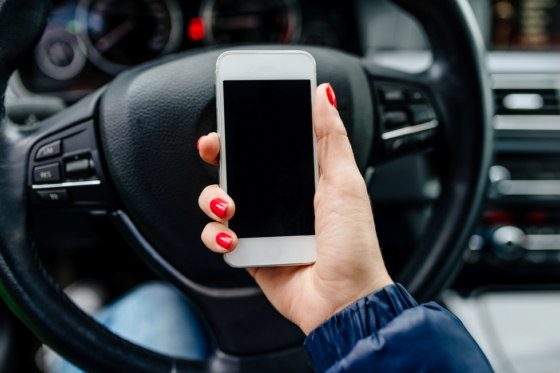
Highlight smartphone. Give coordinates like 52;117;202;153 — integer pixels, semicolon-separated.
215;50;319;268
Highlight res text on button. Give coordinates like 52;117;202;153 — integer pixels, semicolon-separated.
33;163;61;183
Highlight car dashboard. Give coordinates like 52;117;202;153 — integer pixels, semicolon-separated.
5;1;560;372
11;0;360;102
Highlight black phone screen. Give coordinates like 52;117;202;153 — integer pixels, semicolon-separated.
223;80;316;239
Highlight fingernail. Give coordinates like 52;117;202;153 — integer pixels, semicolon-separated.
197;135;206;151
216;232;232;249
326;83;337;109
210;198;228;218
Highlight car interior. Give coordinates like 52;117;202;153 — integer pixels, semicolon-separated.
0;0;558;372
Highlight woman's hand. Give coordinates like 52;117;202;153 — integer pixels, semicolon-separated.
198;83;393;335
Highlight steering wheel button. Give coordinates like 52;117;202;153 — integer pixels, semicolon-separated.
35;189;70;203
407;89;426;102
33;163;61;183
35;140;61;160
384;136;409;155
409;104;436;124
384;110;408;127
65;159;91;179
380;87;405;103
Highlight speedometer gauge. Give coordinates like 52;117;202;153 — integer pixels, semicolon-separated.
201;0;301;45
75;0;183;75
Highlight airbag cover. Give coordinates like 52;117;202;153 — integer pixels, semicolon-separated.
99;46;373;287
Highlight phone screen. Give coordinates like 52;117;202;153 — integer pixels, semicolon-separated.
223;80;315;239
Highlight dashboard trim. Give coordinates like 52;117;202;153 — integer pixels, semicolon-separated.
497;180;560;196
524;234;560;250
494;115;560;131
492;73;560;89
489;53;560;75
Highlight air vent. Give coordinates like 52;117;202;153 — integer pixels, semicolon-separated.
494;89;560;115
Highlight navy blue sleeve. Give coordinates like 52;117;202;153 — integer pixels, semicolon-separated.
304;284;493;373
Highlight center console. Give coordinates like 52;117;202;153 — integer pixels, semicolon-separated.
448;0;560;287
355;0;560;287
458;71;560;287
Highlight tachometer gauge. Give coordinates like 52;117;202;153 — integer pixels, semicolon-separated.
75;0;183;75
201;0;301;45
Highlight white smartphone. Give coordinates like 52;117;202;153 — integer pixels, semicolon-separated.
216;50;319;268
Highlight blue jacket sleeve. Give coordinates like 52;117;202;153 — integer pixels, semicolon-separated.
304;284;493;373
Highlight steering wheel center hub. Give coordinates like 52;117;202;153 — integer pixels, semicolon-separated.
99;46;374;288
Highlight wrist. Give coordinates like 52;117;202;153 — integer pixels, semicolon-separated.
304;283;417;373
299;275;394;336
332;275;394;316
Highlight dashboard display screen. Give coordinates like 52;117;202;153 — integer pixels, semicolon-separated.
491;0;560;49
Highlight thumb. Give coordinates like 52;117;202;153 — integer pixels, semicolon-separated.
313;83;360;180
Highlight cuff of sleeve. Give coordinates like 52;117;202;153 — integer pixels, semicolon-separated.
303;283;417;373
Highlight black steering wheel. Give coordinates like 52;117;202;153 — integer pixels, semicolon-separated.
0;0;493;371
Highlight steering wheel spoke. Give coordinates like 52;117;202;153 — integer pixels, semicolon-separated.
368;73;439;164
28;102;118;210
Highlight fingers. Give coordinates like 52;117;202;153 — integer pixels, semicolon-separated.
197;132;220;166
199;183;237;253
199;184;236;222
313;83;346;139
201;222;238;253
313;83;360;178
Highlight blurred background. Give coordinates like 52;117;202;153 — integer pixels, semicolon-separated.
2;0;560;372
363;1;560;372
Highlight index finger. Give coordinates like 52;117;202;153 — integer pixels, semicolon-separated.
197;132;220;166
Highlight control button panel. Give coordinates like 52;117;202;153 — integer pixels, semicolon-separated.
36;189;70;203
463;208;560;275
380;85;406;103
33;163;61;183
36;140;61;160
374;82;438;159
28;120;117;208
384;110;409;128
409;104;436;124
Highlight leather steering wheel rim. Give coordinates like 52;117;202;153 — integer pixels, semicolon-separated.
0;0;493;372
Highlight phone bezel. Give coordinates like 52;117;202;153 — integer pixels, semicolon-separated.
216;50;319;268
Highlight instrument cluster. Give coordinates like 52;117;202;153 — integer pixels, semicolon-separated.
16;0;361;101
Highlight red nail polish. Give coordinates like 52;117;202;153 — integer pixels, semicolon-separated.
216;233;232;249
197;136;206;151
210;198;228;218
326;83;337;109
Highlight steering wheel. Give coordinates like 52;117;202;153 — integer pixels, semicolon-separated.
0;0;492;371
